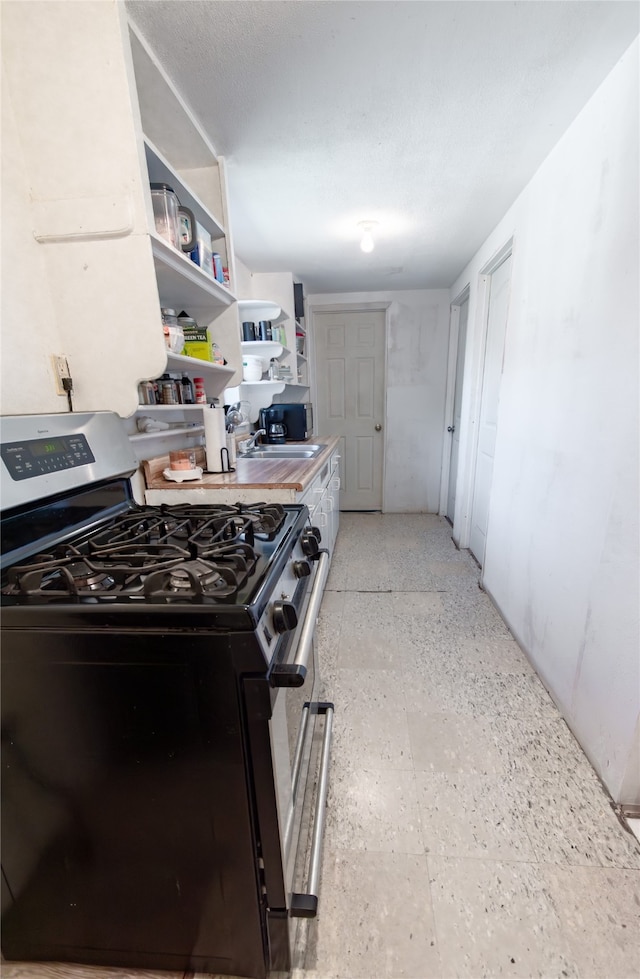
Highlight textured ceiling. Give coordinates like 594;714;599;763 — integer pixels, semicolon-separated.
126;1;639;293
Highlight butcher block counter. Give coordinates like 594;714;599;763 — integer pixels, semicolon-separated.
143;436;341;506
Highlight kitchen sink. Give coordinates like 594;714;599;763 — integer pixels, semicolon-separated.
241;444;323;460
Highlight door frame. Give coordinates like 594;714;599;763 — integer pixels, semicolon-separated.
307;301;390;511
453;237;514;552
439;283;470;520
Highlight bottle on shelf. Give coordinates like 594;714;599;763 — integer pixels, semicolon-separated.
181;375;194;404
138;380;156;405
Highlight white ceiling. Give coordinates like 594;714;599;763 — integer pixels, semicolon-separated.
126;1;639;293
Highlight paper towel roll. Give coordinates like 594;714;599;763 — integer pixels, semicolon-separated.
204;406;233;472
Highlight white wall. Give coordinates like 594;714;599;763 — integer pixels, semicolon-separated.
450;39;639;804
308;289;450;512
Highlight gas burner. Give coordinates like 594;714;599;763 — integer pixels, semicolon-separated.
66;560;115;591
4;558;118;598
143;559;243;602
167;560;227;593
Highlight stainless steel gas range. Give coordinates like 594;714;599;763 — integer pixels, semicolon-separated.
0;411;333;978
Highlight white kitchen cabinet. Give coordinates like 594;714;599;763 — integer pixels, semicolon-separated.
1;2;242;418
229;279;311;419
127;21;242;403
298;448;341;558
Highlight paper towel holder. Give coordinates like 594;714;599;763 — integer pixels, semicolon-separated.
205;445;235;474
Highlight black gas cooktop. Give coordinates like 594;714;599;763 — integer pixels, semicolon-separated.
1;501;302;608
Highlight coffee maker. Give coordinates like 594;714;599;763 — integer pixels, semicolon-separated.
260;404;312;443
260;406;287;444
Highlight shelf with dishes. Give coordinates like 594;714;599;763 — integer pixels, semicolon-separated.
240;340;285;368
129;19;242;398
238;299;290;327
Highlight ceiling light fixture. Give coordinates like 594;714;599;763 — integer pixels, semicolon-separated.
358;221;378;253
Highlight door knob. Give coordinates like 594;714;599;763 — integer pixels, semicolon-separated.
374;424;382;431
447;425;455;433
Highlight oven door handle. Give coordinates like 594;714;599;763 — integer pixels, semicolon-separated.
293;549;330;674
290;701;334;918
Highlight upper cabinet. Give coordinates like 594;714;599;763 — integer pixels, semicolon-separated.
0;1;242;419
225;269;310;420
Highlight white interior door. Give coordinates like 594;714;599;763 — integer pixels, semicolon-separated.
314;309;385;510
446;296;469;523
469;254;512;564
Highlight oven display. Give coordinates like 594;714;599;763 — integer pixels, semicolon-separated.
1;434;95;480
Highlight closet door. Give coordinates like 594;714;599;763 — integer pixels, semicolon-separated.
469;254;512;565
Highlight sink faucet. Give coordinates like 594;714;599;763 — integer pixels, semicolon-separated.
238;429;266;454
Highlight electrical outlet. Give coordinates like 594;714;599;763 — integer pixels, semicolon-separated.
52;355;71;396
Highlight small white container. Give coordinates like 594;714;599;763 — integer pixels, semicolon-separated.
242;356;263;382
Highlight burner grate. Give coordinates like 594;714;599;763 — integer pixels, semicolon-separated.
1;502;290;604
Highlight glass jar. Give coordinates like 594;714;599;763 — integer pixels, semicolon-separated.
150;183;181;249
161;308;184;354
169;449;196;471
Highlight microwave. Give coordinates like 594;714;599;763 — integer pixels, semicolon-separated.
259;403;313;442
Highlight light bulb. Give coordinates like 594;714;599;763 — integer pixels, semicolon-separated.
358;220;378;253
360;230;374;253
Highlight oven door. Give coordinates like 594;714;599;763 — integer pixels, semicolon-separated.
244;551;333;968
269;550;333;914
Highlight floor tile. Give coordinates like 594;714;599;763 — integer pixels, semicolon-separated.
544;865;640;978
521;774;640;869
325;768;423;854
415;772;538;862
398;634;534;682
405;669;558;719
330;667;407;714
495;715;602;780
453;636;535;674
299;849;441;978
407;710;507;774
438;589;514;639
331;703;413;772
428;856;579;978
337;593;406;670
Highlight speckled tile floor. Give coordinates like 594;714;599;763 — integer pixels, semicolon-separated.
291;513;640;979
4;514;639;979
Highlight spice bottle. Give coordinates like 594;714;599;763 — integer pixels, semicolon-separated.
161;380;178;405
138;380;156;405
194;377;207;404
181;375;194;404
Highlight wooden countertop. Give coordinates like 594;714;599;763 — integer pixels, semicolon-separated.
142;436;340;494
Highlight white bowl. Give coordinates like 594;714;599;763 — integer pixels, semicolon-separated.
242;356;263;382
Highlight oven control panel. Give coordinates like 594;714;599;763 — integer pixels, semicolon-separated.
1;434;95;481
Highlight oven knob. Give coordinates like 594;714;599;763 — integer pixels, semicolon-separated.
293;560;311;578
272;601;298;634
300;532;319;557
